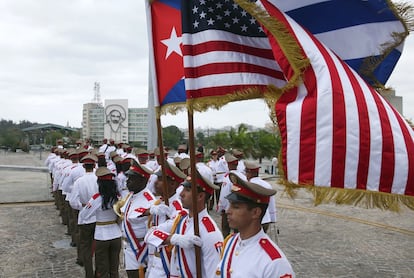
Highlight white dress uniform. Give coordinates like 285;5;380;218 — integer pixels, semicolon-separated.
69;172;98;224
116;148;125;156
79;193;122;241
48;155;60;177
120;189;156;270
115;172;129;198
145;159;159;172
249;177;277;223
54;159;72;192
146;193;185;278
218;171;247;213
106;145;116;161
207;159;219;183
61;163;85;202
236;159;246;175
98;143;109;154
215;229;295;278
216;156;229;184
45;152;57;173
146;208;224;278
145;174;159;195
106;160;117;175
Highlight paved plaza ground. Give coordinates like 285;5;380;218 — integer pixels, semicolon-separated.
0;151;413;277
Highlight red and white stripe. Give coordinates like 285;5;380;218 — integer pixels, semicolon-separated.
262;0;414;196
182;29;286;99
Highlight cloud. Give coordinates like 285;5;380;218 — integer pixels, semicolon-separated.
0;0;149;126
0;0;412;128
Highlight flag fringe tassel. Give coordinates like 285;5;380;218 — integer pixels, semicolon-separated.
158;102;187;116
186;85;284;112
281;179;414;212
360;1;413;88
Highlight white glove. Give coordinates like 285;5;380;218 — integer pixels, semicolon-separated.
150;204;170;216
170;234;202;248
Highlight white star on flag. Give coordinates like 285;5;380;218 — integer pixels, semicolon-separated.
161;27;182;59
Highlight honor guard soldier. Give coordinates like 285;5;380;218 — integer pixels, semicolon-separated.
174;144;189;159
211;147;228;210
145;168;224;278
121;160;156;278
122;144;134;159
55;150;73;229
80;167;122;278
145;162;187;278
136;149;149;165
61;149;86;262
117;157;132;198
232;149;246;175
75;139;83;149
207;149;219;181
98;139;109;154
145;149;158;171
215;173;294;278
69;154;98;276
106;139;116;161
107;151;119;172
244;161;277;231
56;138;64;149
217;153;246;237
179;157;190;176
116;142;125;156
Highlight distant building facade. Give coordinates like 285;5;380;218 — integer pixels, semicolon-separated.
378;88;403;115
82;99;148;146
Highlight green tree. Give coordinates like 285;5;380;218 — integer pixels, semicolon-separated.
208;131;231;150
44;131;64;147
249;130;280;163
0;128;23;151
196;131;206;146
162;125;184;149
229;124;254;156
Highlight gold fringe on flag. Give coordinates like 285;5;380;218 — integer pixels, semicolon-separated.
360;1;413;88
157;103;187;116
186;84;284;113
280;179;414;212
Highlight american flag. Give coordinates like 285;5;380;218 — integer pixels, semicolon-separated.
182;0;286;106
260;0;414;196
273;0;408;86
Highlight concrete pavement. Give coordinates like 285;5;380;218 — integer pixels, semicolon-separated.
0;152;413;277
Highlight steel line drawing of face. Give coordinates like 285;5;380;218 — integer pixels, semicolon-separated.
105;105;126;133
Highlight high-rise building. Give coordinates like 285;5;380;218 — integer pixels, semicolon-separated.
82;99;148;146
82;103;104;141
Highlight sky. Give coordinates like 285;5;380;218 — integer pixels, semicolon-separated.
0;0;413;130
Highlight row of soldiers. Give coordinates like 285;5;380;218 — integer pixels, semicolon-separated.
45;140;294;278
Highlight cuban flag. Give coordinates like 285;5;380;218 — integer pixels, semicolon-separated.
147;0;186;111
272;0;408;86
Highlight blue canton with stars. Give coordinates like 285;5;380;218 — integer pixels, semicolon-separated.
182;0;266;37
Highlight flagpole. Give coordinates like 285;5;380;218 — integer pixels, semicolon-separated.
187;108;202;277
155;108;170;207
